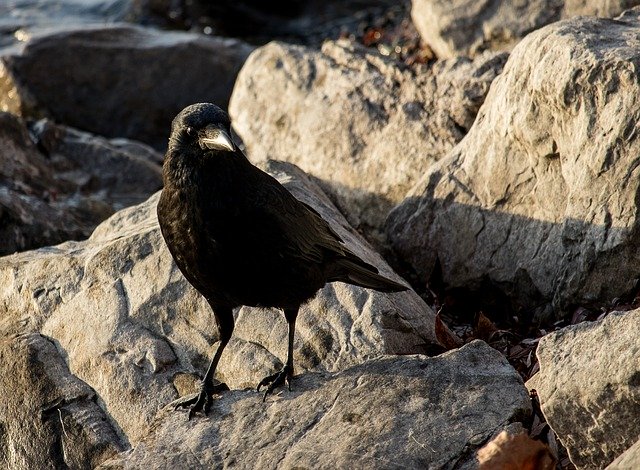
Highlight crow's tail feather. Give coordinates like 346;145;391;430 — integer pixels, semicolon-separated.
330;259;409;293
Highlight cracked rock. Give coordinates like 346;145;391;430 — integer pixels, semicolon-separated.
387;10;640;320
98;341;531;469
530;309;640;469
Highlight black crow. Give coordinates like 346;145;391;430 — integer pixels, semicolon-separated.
157;103;408;418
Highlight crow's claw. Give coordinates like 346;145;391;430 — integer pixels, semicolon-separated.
256;365;292;402
173;381;229;419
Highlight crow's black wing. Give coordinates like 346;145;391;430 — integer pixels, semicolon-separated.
245;170;349;266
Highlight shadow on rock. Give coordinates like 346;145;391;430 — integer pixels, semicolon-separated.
0;112;162;256
387;194;640;323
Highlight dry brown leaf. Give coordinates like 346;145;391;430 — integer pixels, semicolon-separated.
434;312;464;350
475;311;499;341
508;345;527;360
478;431;556;470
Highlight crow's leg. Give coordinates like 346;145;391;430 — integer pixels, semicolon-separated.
174;305;234;419
257;307;298;401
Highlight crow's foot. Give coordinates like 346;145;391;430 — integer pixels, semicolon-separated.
174;380;229;420
256;365;292;402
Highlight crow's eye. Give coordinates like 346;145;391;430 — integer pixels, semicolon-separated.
186;127;194;136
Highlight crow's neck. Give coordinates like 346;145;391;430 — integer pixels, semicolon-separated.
163;147;247;195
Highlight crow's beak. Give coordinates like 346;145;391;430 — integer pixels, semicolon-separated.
199;125;235;152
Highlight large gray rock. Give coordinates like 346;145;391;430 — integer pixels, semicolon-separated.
0;160;436;448
0;112;161;255
387;11;640;319
29;118;163;211
564;0;640;16
411;0;562;58
230;40;507;241
98;341;531;469
0;24;253;149
411;0;640;59
0;333;126;469
533;309;640;469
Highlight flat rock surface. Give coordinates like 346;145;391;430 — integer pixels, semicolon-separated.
0;23;253;149
98;341;531;470
0;160;436;449
230;40;506;240
388;11;640;319
533;309;640;469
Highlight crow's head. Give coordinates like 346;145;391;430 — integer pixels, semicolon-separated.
169;103;235;153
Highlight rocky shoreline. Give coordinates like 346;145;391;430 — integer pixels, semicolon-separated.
2;1;640;469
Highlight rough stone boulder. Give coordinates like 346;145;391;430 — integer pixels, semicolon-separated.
387;11;640;319
411;0;640;59
0;112;161;255
0;24;254;149
0;160;437;449
229;40;507;241
0;333;126;469
98;341;531;469
564;0;640;17
530;309;640;469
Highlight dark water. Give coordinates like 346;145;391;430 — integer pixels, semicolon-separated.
1;0;132;29
0;1;424;66
1;0;408;47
